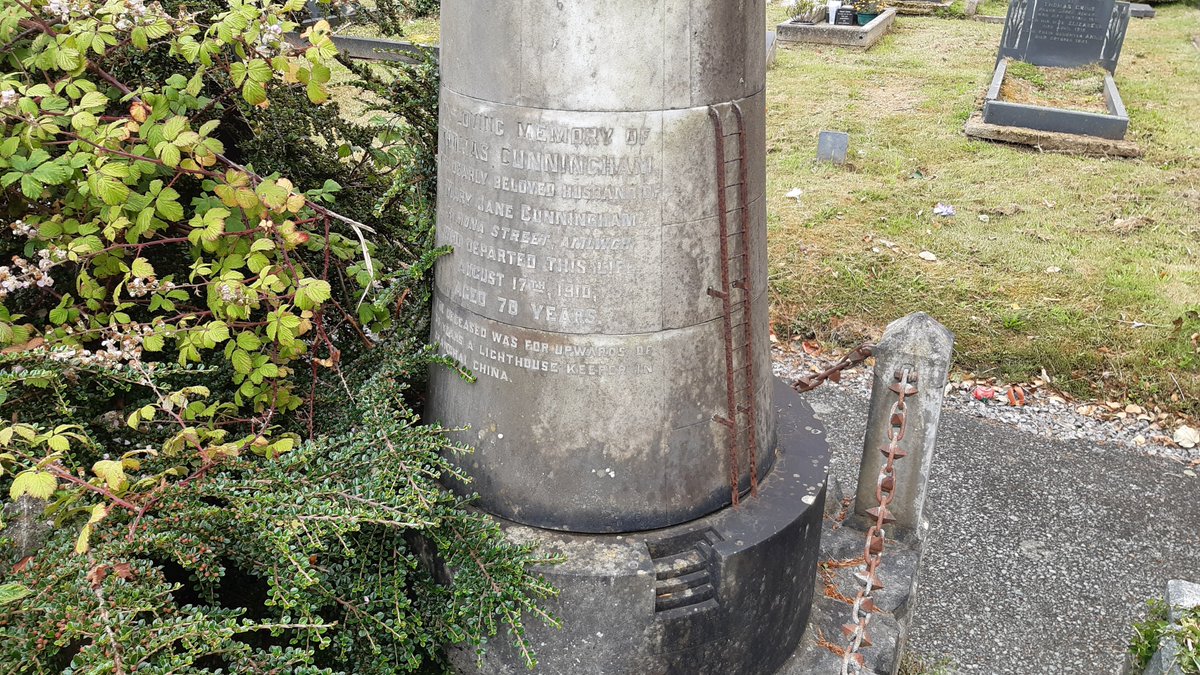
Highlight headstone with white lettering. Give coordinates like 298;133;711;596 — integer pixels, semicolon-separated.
998;0;1131;73
429;1;831;673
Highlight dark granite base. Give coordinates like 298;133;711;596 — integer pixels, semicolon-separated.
449;380;831;675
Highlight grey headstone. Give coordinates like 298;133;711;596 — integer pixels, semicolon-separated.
431;0;773;535
1129;2;1155;18
998;0;1131;73
816;130;850;164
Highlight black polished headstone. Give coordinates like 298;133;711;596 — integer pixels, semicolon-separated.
998;0;1131;73
835;7;858;25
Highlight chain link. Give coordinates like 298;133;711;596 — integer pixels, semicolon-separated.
792;344;875;394
840;367;918;674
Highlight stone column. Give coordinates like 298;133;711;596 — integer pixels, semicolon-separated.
428;0;773;533
428;3;832;673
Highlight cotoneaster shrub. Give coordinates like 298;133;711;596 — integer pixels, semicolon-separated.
0;0;554;672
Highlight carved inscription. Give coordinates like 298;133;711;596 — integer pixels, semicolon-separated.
1027;0;1106;48
433;92;667;380
432;300;657;384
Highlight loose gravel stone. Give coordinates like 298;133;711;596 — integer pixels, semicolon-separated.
773;348;1199;466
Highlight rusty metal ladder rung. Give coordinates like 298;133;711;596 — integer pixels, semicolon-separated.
708;104;760;504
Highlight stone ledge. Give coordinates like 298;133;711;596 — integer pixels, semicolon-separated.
964;112;1143;158
892;0;953;15
776;9;897;50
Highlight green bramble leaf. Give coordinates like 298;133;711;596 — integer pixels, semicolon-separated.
242;80;267;106
161;116;187;142
295;278;331;310
231;349;253;374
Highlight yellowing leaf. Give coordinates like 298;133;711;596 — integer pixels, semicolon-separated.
92;460;127;491
0;583;32;606
131;258;155;279
10;470;57;500
75;523;93;554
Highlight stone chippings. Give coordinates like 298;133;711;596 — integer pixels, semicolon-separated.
773;350;1199;465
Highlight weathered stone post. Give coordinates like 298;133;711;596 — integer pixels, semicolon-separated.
427;1;832;673
853;312;954;542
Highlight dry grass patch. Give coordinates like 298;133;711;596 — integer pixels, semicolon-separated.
999;60;1110;113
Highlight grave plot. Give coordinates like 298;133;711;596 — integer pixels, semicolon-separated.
966;0;1139;154
776;0;897;50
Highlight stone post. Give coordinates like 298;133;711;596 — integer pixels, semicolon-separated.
854;312;954;542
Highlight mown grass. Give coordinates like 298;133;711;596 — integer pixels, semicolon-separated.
764;5;1200;413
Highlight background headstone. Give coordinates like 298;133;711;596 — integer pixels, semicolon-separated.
817;131;850;164
998;0;1131;73
1129;2;1154;18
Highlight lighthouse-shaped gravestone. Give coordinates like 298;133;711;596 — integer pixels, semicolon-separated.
428;1;831;672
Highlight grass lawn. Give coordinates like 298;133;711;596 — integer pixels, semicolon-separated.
764;4;1200;415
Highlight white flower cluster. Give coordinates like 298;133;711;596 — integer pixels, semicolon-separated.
113;0;150;30
215;281;250;307
0;249;66;300
0;90;16;108
45;0;88;22
51;324;156;366
254;20;286;57
128;276;174;298
8;220;37;238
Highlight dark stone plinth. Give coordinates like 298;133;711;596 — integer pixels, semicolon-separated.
982;59;1130;140
998;0;1131;73
450;379;831;675
776;10;897;50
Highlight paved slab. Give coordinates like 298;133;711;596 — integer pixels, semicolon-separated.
804;385;1200;674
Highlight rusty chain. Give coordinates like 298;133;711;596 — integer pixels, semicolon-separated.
792;344;875;394
840;367;918;674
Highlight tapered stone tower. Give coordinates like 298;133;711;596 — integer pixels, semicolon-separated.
428;2;831;672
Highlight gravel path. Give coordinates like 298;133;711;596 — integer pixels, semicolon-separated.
773;348;1199;467
772;350;1200;674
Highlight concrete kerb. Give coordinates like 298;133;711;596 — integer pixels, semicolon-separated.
980;59;1131;141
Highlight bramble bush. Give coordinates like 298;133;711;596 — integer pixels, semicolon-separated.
0;0;556;672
